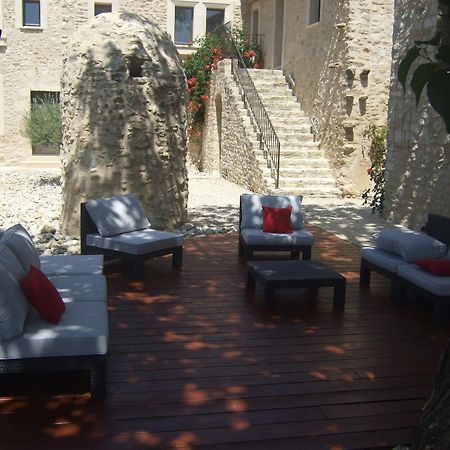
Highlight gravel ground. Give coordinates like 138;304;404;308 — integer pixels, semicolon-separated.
0;166;395;255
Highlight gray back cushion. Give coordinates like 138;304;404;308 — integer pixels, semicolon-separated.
1;224;40;273
86;193;150;237
240;194;304;230
373;228;448;262
0;243;30;341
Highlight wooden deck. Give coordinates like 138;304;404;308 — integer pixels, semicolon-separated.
1;227;449;450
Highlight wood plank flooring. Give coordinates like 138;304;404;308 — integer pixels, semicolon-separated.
1;227;449;450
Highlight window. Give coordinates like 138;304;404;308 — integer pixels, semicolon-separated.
23;0;40;27
94;3;112;16
308;0;321;25
206;8;224;34
175;6;193;45
30;90;60;105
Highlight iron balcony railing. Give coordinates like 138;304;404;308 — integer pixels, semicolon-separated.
218;24;281;188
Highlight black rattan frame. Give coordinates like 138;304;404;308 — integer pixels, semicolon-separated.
0;355;106;399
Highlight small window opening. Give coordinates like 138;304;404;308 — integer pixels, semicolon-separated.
94;3;112;16
344;126;354;141
127;57;144;78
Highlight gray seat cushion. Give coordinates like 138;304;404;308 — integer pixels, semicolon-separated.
40;254;104;276
241;194;304;230
49;275;107;303
0;302;108;359
85;193;150;237
361;246;406;273
397;264;450;297
0;244;30;341
86;229;183;255
241;229;314;247
0;223;40;272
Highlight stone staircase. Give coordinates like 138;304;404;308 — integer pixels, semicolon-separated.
242;69;340;197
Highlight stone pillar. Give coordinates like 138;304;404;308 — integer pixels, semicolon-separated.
60;12;188;236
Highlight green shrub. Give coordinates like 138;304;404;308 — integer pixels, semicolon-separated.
22;97;62;147
183;28;263;138
362;125;387;216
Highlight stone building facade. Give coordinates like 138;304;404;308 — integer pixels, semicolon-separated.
384;0;450;229
241;0;394;196
0;0;241;164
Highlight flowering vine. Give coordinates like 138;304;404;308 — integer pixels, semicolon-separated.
183;28;263;140
362;125;387;216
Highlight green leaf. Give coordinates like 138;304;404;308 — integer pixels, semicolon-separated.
410;63;436;105
427;69;450;133
436;45;450;65
398;47;421;91
415;32;441;46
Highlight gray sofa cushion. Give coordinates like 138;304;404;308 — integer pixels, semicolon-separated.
0;302;108;359
1;223;40;272
361;246;407;273
241;194;304;230
85;193;150;237
0;244;30;341
373;228;448;262
241;228;314;247
397;264;450;297
40;254;104;276
49;275;107;303
86;229;183;255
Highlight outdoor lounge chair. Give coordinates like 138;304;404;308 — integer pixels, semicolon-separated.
238;194;314;260
360;213;450;325
80;193;183;279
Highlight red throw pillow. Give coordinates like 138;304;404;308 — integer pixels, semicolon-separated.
20;266;65;324
415;259;450;276
262;206;293;233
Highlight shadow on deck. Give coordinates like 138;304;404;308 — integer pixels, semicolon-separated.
1;227;449;450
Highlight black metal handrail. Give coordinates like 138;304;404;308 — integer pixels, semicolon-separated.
218;24;280;188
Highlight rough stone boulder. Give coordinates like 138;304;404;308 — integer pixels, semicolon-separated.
60;12;188;236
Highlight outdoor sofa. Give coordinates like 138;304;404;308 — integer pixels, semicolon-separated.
239;193;314;260
0;224;108;399
81;193;183;279
360;213;450;326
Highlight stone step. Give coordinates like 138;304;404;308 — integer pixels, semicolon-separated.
256;86;292;95
257;158;332;171
264;103;301;112
269;185;342;197
19;155;61;169
263;168;334;179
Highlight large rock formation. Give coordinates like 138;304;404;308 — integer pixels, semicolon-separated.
60;12;188;236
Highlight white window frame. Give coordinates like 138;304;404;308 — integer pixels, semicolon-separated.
16;0;47;30
167;0;232;51
88;0;118;20
205;5;226;35
307;0;322;27
174;2;196;45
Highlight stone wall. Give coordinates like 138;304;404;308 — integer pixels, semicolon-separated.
241;0;394;196
384;0;450;229
202;60;267;192
60;12;188;236
0;0;237;163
